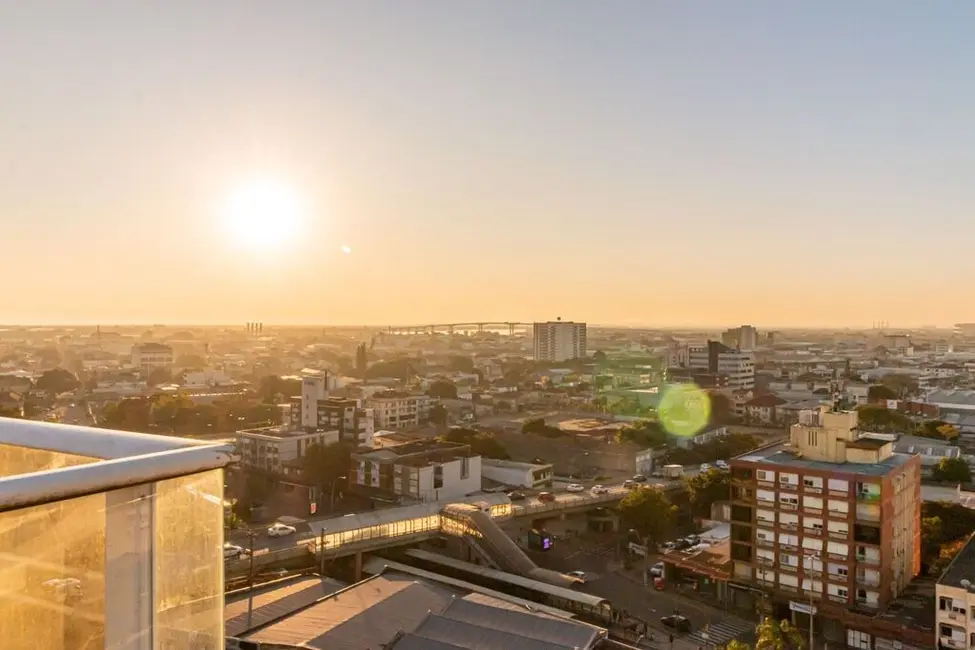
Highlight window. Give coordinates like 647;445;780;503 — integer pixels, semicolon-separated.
847;629;871;650
757;469;776;482
807;430;818;447
804;476;823;490
460;456;470;479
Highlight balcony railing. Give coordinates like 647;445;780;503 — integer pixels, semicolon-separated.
828;488;849;497
828;594;848;604
757;519;776;526
804;569;822;578
828;552;849;561
856;554;880;566
803;506;823;514
856;577;880;588
805;590;822;600
939;638;965;650
757;479;774;487
856;511;881;523
804;527;822;537
827;509;848;519
781;522;798;531
803;485;823;494
780;543;798;552
780;564;798;573
856;491;881;502
856;598;879;608
757;557;774;567
779;584;799;594
757;539;775;548
828;530;848;540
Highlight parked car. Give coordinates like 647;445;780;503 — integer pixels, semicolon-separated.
223;543;246;560
538;491;556;502
42;578;83;603
672;539;692;551
623;479;637;489
565;570;588;583
566;484;585;493
660;614;691;632
631;474;647;483
699;463;712;472
590;484;609;495
715;459;729;470
648;562;664;578
507;491;527;501
267;522;297;537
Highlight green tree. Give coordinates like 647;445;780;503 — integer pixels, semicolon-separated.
302;441;354;504
147;367;173;386
918;420;959;442
448;355;475;373
616;421;669;448
35;367;80;395
755;617;805;650
856;405;911;433
932;457;972;483
684;468;731;518
881;373;919;398
429;403;448;428
101;397;153;431
709;391;735;425
427;380;458;399
867;384;898;401
592;350;607;362
618;487;676;547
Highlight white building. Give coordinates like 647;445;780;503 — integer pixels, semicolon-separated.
235;426;339;474
936;536;975;650
181;369;235;388
480;459;553;489
721;325;759;350
290;370;374;444
352;439;481;502
533;320;587;362
369;391;431;429
677;340;755;390
131;342;173;375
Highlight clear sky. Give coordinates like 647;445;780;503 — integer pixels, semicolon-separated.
2;2;974;328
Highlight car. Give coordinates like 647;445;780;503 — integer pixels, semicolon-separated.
224;543;246;559
43;578;83;603
538;491;556;502
699;463;712;472
267;523;297;537
623;479;637;489
715;459;729;470
648;562;664;577
507;491;527;501
660;614;691;632
565;570;588;583
672;539;692;551
566;484;585;493
631;474;647;483
590;484;608;495
659;541;675;552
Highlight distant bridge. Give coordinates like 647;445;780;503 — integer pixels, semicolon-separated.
385;321;533;336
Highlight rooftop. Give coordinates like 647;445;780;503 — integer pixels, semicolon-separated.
735;442;914;477
938;534;975;590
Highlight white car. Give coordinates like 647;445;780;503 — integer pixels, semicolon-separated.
224;543;246;559
566;484;585;493
715;460;729;470
43;578;83;602
590;484;609;495
699;463;712;473
267;523;297;537
648;562;664;578
566;570;588;583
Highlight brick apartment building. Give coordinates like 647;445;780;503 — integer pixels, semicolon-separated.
729;405;922;643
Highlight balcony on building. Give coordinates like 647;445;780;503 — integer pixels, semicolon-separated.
0;417;235;649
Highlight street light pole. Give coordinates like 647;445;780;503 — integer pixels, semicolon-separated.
330;475;347;511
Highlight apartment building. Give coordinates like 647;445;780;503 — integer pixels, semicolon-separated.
722;325;760;350
370;391;431;429
291;370;374;443
351;438;481;502
131;342;173;374
729;406;921;629
236;426;339;474
533;319;587;362
673;340;755;391
937;535;975;650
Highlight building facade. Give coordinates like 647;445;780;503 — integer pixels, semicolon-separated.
479;458;553;489
351;439;481;502
131;342;174;375
937;535;975;650
673;340;755;391
533;320;587;362
729;407;921;630
236;426;339;474
722;325;760;350
369;391;431;429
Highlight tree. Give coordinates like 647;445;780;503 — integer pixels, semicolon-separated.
918;420;959;442
448;355;475;373
355;343;368;376
443;427;510;460
147;367;173;386
881;373;919;399
35;368;80;395
867;384;898;401
856;405;911;433
257;375;302;403
592;350;607;362
302;441;354;504
427;380;458;400
429;403;448;428
618;487;676;547
616;421;668;448
709;392;735;425
684;468;731;518
932;457;972;483
754;617;805;650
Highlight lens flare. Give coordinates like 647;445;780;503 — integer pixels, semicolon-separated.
658;383;711;438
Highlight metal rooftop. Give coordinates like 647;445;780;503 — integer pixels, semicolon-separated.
939;534;975;590
736;442;914;477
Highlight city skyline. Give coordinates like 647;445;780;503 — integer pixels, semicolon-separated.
3;2;975;326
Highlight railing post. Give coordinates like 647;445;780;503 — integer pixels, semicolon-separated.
105;484;155;650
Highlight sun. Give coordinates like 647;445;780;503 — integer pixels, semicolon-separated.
220;179;306;250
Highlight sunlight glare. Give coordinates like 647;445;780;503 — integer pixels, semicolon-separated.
220;179;306;251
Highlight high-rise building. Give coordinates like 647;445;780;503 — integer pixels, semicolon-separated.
936;535;975;650
729;406;921;622
533;320;587;362
721;325;759;350
293;370;374;444
674;340;754;390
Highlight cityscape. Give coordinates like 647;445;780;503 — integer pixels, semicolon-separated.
4;2;975;650
2;321;975;649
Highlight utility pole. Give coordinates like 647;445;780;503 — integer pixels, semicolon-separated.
319;527;327;575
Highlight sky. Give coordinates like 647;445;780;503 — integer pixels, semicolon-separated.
2;2;974;328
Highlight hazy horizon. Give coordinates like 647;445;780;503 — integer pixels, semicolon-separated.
3;2;974;327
